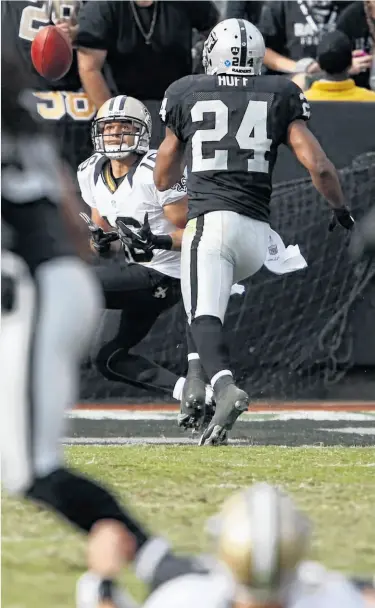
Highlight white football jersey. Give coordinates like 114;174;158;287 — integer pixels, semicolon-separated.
77;151;186;278
141;561;364;608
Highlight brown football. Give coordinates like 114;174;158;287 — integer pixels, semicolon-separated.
31;25;73;81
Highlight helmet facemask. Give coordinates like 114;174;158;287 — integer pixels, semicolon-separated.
92;116;150;160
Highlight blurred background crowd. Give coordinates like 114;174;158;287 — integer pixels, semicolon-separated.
4;0;375;108
3;0;374;176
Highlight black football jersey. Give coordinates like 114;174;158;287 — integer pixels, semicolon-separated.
161;74;311;222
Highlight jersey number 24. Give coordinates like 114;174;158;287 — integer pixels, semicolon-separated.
191;99;272;174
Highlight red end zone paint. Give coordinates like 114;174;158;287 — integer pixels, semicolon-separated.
75;402;375;412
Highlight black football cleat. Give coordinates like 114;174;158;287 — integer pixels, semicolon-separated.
199;384;248;446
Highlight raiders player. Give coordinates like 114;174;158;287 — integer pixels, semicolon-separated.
154;18;355;445
78;95;212;404
1;46;201;608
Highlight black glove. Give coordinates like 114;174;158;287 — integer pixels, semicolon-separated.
91;227;119;254
79;211;119;254
116;213;172;252
328;207;355;232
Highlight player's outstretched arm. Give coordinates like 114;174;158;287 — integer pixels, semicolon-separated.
154;128;186;192
288;120;354;231
288;120;345;209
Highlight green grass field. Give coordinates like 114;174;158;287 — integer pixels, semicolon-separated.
2;445;375;608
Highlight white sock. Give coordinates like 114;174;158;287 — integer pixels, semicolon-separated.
211;370;233;388
173;377;186;401
173;377;213;404
205;384;214;404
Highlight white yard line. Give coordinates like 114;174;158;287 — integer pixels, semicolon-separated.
320;427;375;436
67;410;375;422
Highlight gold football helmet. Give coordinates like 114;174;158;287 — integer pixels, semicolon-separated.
206;483;312;604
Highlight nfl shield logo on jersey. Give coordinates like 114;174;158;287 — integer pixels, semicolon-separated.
268;243;278;256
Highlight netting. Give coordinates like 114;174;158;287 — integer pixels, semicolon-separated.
79;152;375;403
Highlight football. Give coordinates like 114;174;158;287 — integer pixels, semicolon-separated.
31;25;73;81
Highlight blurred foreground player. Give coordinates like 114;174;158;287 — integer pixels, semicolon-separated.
0;45;183;608
155;18;355;445
136;483;366;608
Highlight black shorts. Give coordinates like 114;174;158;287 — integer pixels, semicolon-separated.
94;259;181;312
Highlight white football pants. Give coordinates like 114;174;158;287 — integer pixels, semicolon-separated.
0;253;102;495
181;210;269;324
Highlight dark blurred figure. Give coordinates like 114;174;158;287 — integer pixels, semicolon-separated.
76;0;219;108
337;0;375;90
258;1;351;76
1;0;95;170
1;0;81;91
1;35;163;608
225;1;264;26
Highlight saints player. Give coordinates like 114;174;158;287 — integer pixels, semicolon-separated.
78;95;211;404
77;482;369;608
136;484;367;608
154;18;355;445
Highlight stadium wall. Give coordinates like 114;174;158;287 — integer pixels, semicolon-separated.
78;101;375;404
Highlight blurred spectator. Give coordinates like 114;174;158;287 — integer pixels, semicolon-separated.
213;0;228;19
336;0;375;90
1;1;96;170
258;1;350;76
76;0;219;108
225;1;264;26
1;0;82;91
304;31;375;101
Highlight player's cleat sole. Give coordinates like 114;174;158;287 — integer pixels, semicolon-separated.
198;426;228;446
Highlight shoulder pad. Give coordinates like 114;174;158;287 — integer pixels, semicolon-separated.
165;75;197;100
77;153;106;184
